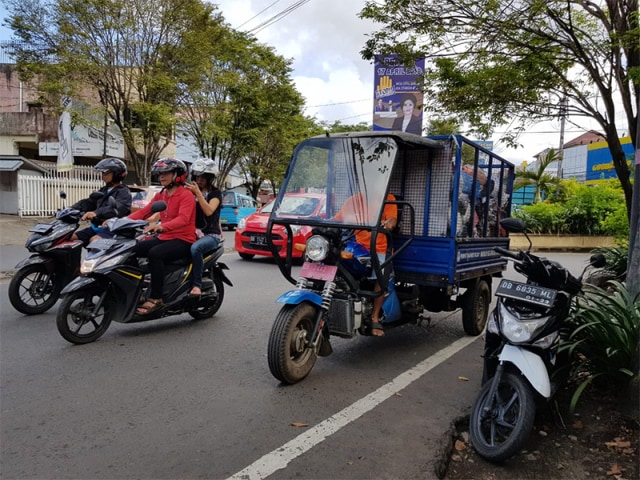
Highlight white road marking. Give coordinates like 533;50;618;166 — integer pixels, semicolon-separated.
228;335;478;480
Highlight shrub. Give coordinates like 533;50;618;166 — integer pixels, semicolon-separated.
561;281;640;413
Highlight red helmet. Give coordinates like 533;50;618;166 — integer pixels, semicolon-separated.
152;158;188;184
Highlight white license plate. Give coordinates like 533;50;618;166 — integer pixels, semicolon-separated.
300;262;337;281
250;235;267;246
496;279;557;307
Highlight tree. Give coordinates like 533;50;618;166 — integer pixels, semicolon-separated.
6;0;224;184
514;149;562;203
178;29;307;192
360;0;638;217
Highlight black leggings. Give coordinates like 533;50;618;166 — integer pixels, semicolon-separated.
134;237;192;300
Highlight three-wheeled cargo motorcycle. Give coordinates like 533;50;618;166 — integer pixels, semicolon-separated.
265;131;515;384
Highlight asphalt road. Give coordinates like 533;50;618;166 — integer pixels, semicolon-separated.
0;243;593;479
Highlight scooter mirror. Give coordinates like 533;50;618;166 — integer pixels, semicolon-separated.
89;191;105;201
59;190;67;200
151;201;167;213
500;217;526;233
589;253;606;269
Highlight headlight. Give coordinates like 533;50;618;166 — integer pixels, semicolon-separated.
31;241;53;252
306;235;330;261
499;302;550;344
80;254;128;273
238;218;247;230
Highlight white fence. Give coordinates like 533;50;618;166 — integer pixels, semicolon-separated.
18;165;103;216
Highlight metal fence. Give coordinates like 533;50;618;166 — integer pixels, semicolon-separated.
18;165;103;216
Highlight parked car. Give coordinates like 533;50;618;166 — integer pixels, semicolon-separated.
220;191;258;230
130;185;163;212
235;192;326;261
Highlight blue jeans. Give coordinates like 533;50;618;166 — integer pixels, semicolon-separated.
190;235;221;289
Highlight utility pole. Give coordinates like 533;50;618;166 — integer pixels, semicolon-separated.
557;95;567;180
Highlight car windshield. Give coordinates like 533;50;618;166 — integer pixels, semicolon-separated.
262;196;320;216
272;135;398;227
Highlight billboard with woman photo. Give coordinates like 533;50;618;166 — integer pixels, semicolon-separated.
373;55;425;135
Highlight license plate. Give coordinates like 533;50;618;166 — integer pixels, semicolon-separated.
300;262;337;281
250;235;267;246
30;223;53;234
496;279;557;307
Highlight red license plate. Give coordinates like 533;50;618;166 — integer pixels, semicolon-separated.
300;262;337;281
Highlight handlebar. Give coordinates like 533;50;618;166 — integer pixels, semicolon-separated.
494;246;520;260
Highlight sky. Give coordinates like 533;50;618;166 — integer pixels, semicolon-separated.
0;1;627;165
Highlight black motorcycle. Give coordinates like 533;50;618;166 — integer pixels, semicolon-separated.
55;201;232;344
469;217;606;462
8;191;103;315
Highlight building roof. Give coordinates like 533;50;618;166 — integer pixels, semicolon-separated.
0;156;48;173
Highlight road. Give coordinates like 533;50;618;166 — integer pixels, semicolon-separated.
0;251;592;479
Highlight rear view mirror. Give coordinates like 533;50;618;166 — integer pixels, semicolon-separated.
151;201;167;213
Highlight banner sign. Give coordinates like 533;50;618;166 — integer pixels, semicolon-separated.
56;111;74;172
373;54;425;135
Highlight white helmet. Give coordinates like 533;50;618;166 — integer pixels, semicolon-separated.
190;159;217;181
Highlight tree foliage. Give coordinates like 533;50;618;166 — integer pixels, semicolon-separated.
178;29;307;195
514;148;561;203
6;0;227;184
359;0;639;216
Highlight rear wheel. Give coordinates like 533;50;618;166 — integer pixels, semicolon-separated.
268;303;318;384
462;278;491;335
9;264;62;315
189;275;224;320
469;371;536;462
56;288;113;344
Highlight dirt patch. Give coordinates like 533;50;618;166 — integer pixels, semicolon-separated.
444;384;639;480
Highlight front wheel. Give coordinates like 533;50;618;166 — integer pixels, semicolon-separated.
189;275;225;320
462;278;491;335
267;303;319;384
56;288;114;344
469;371;536;462
9;264;62;315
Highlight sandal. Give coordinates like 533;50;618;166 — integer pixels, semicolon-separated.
136;298;163;315
370;321;385;337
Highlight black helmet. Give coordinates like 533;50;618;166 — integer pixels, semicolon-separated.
152;158;188;184
95;157;127;181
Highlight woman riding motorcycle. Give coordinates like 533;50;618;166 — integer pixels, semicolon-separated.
127;158;196;315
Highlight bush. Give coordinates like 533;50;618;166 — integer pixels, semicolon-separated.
561;281;640;413
512;179;628;237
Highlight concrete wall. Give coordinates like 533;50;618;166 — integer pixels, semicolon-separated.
509;234;615;251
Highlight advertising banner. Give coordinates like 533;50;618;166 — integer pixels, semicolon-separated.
373;54;425;135
56;111;74;172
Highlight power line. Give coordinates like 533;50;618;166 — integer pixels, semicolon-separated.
236;0;283;29
248;0;312;35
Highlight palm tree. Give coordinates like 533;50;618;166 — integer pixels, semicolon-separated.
514;149;562;203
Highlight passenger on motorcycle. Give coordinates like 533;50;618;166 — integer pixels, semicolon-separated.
335;192;397;336
184;159;223;298
127;158;197;315
71;157;131;245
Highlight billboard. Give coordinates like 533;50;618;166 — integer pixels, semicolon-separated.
585;137;635;183
373;55;425;135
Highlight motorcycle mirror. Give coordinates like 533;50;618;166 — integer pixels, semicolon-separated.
589;253;607;269
59;190;67;199
500;217;526;233
500;217;532;251
89;191;105;200
151;201;167;213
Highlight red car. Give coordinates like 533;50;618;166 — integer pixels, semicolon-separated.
235;193;326;261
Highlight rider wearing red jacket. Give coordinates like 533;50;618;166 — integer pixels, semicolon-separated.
128;158;196;315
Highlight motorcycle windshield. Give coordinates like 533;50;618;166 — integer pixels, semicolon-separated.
273;135;399;228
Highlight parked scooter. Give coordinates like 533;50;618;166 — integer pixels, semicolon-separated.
55;201;232;344
8;191;103;315
469;217;606;462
